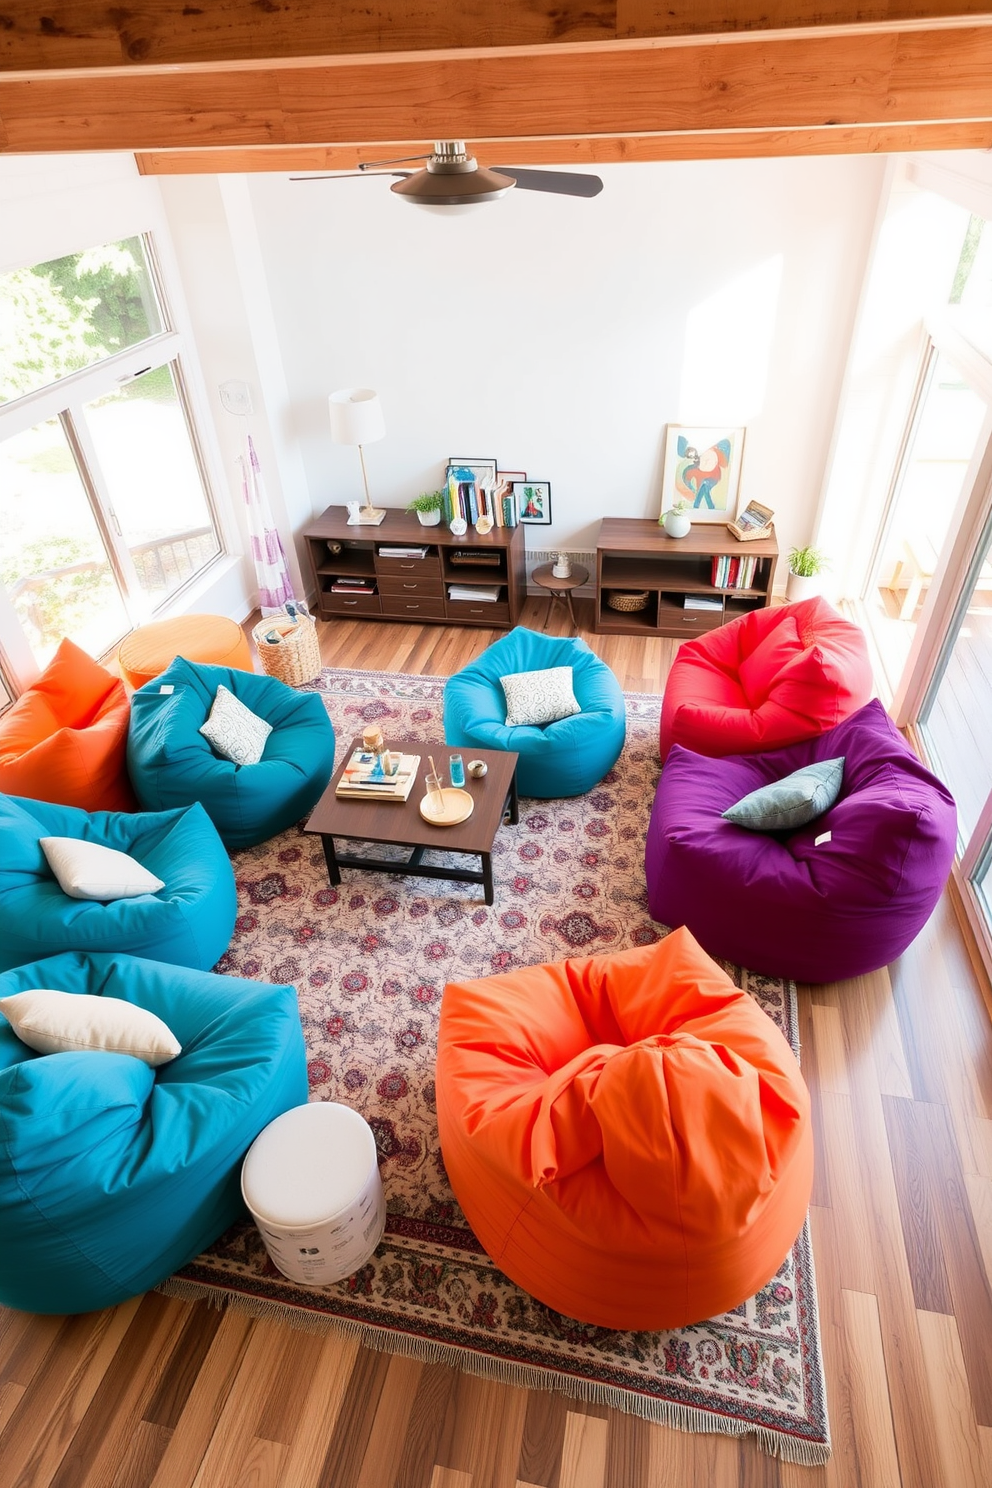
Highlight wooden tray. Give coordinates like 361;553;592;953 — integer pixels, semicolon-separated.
419;787;475;826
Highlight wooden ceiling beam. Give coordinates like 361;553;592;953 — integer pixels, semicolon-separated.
133;122;992;175
2;1;991;71
3;22;992;156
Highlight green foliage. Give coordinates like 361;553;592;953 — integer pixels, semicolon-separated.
407;490;446;512
0;535;115;651
788;545;828;577
0;236;159;404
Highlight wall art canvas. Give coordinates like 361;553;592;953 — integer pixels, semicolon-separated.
661;425;745;523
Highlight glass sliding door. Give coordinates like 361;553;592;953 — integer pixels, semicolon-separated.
863;345;988;696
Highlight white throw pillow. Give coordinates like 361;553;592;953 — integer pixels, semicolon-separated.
40;836;165;901
500;666;581;728
0;988;181;1066
199;683;272;766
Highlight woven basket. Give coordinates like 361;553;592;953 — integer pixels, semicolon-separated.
606;590;650;613
251;615;322;686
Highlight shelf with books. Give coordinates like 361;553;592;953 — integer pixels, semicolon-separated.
304;507;526;629
595;518;778;638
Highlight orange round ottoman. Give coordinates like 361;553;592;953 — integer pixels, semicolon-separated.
436;927;813;1330
118;615;253;690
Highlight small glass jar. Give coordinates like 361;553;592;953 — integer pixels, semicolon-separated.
448;753;465;789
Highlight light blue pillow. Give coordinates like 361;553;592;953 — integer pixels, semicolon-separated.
723;757;845;832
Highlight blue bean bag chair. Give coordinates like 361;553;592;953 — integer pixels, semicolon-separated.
443;628;627;798
0;793;236;974
0;951;308;1314
127;657;335;849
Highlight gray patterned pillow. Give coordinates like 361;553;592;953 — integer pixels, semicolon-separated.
199;684;272;766
501;666;581;728
723;756;845;832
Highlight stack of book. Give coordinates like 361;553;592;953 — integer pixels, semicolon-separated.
684;594;723;613
335;750;421;802
378;546;428;560
448;584;501;603
711;554;760;590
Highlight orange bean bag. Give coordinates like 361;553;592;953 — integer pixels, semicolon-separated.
659;595;873;762
437;928;813;1330
117;614;253;690
0;638;135;812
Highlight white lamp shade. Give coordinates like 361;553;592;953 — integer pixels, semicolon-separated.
328;388;386;446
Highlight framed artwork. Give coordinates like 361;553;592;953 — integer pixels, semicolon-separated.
660;425;745;524
513;481;552;526
446;457;498;490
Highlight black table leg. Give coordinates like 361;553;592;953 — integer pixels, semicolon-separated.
321;835;341;886
482;853;494;905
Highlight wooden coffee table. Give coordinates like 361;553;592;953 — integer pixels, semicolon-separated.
304;739;519;906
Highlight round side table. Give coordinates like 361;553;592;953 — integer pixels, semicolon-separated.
531;563;589;634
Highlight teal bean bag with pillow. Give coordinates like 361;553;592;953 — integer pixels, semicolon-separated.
0;793;236;973
0;951;307;1314
127;657;335;849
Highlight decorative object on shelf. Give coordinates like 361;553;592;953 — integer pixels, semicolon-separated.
449;516;468;537
513;481;552;525
475;514;494;535
728;499;775;542
406;490;445;526
552;552;572;578
661;424;745;525
661;499;692;539
606;590;650;612
786;544;829;603
329;388;387;526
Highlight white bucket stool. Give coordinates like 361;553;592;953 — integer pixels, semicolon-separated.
241;1102;385;1286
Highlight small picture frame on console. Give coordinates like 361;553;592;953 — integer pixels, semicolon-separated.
514;481;552;526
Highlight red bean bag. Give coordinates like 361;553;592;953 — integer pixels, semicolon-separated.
436;928;813;1330
659;596;873;762
0;639;136;811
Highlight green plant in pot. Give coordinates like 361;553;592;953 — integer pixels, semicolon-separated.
407;490;445;526
662;499;692;539
786;544;828;602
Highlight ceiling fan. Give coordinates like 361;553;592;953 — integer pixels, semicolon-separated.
292;141;604;207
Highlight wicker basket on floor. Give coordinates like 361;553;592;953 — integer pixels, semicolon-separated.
251;615;322;686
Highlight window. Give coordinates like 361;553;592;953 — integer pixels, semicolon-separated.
0;236;222;671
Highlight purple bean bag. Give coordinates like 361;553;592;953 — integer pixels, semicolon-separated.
645;699;957;983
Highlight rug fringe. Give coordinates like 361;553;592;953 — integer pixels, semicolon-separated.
154;1278;830;1466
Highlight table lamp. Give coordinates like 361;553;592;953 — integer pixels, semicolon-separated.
328;387;387;525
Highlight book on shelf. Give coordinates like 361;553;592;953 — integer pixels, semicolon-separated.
448;584;502;602
330;582;376;594
378;545;428;560
710;554;758;590
335;750;421;802
684;593;723;612
450;550;501;566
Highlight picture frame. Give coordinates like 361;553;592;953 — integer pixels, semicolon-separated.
446;458;498;491
513;480;552;526
446;458;498;527
660;425;745;525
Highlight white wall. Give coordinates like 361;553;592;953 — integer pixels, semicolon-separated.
200;153;886;581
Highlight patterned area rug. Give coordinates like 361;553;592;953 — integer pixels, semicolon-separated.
163;668;830;1465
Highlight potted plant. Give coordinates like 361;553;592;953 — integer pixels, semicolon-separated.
406;491;445;526
662;500;692;539
786;544;828;602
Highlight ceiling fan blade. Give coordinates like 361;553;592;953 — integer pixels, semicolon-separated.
490;168;603;198
290;171;412;182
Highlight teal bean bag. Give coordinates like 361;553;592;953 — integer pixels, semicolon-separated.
0;951;308;1314
127;657;335;849
443;627;627;798
0;793;236;973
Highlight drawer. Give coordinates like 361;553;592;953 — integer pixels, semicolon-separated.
380;596;447;620
445;598;511;626
375;553;442;578
323;591;382;616
377;575;445;600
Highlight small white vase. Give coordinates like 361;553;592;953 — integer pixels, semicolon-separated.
416;509;442;526
786;571;820;603
663;509;692;539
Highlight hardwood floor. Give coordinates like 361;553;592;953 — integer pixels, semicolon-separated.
3;597;992;1488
